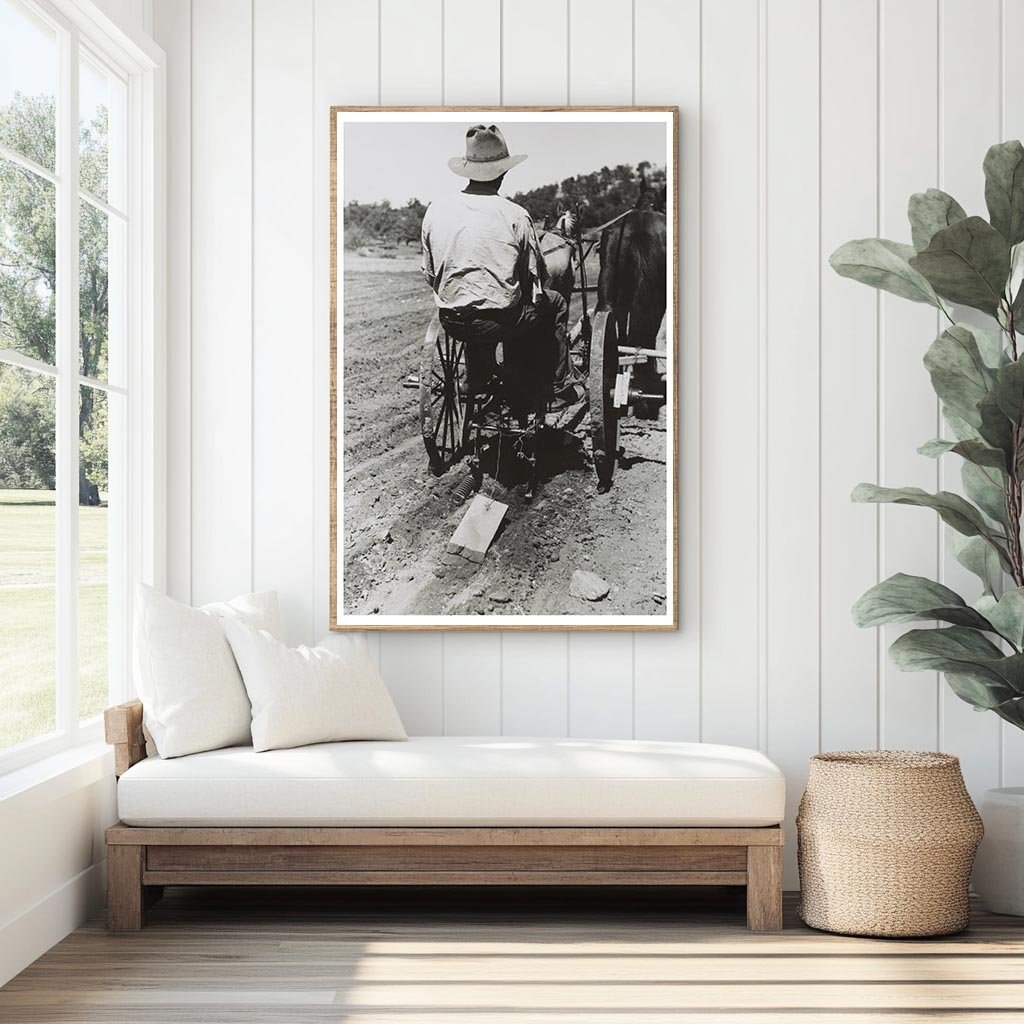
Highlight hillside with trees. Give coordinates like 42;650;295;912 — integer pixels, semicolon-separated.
512;161;666;229
343;161;666;250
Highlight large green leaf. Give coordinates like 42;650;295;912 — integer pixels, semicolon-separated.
985;687;1024;728
908;188;968;251
889;627;1024;703
962;461;1009;528
968;322;1011;368
851;483;1009;555
1006;241;1024;326
830;238;942;307
951;532;1004;596
918;437;1007;470
978;391;1016;458
984;140;1024;246
852;573;994;630
944;671;1023;714
993;357;1024;423
923;325;997;427
909;216;1010;314
977;589;1024;649
890;624;1003;669
1009;241;1024;313
942;406;983;442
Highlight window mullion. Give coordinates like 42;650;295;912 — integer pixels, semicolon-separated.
55;24;81;734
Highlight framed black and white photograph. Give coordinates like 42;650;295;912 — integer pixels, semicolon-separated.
330;108;678;630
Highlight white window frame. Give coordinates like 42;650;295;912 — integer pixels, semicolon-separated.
0;0;164;775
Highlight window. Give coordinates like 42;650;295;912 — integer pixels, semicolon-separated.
0;0;160;771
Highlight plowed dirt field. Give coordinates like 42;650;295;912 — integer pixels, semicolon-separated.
339;254;669;618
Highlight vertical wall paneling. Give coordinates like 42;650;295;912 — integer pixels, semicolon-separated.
253;0;315;645
568;633;634;739
698;0;761;749
312;0;380;660
380;632;446;735
441;0;504;732
164;0;1022;890
563;0;635;737
818;0;879;752
153;0;190;604
189;0;253;605
938;0;1002;794
567;0;632;105
877;0;941;751
442;0;500;106
497;0;572;734
376;0;446;727
764;0;821;881
443;638;502;734
1001;0;1024;786
631;0;700;742
380;0;443;106
501;633;569;735
500;0;568;105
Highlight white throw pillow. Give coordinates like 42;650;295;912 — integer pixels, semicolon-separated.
133;584;283;758
223;621;407;752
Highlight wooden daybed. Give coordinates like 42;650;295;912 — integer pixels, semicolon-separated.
104;700;785;932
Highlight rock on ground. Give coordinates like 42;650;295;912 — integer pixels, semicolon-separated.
569;569;611;602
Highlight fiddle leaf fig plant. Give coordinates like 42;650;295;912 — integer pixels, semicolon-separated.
832;140;1024;731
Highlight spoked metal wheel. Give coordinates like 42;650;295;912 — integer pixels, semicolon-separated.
419;315;472;474
588;309;619;491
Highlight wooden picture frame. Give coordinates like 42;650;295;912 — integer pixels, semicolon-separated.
330;107;679;630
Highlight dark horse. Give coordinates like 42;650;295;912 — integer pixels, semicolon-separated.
597;209;667;354
597;209;667;417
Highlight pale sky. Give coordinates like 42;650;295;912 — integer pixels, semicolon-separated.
342;120;667;205
1;0;111;138
0;0;56;105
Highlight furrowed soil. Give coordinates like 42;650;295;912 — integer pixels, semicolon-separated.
341;252;669;618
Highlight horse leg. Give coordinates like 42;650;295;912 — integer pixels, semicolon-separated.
627;304;667;420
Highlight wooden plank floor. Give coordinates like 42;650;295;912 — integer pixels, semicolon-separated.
3;886;1024;1022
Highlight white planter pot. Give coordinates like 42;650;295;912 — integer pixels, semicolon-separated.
973;787;1024;916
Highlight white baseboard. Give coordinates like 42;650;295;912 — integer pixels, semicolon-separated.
0;859;107;987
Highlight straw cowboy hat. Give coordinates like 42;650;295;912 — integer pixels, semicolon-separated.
447;124;527;180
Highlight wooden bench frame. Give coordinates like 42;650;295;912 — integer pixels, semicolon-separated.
104;700;784;932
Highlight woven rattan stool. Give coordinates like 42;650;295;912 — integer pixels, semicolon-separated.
797;751;983;937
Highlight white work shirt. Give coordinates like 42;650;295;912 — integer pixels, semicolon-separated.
421;192;541;311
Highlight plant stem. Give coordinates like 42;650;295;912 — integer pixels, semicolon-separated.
1006;472;1024;588
1005;308;1024;587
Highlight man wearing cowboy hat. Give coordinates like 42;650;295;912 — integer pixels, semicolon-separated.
421;123;579;410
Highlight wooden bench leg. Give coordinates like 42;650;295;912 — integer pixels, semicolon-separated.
746;845;783;932
108;845;145;932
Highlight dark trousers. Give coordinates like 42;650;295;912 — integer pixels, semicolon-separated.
439;289;571;390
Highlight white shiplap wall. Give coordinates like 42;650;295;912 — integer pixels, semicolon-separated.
153;0;1024;883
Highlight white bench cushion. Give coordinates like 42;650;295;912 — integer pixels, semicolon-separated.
117;737;785;828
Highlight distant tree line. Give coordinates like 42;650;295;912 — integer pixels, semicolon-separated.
342;162;666;249
0;92;110;502
512;161;666;230
343;198;427;250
